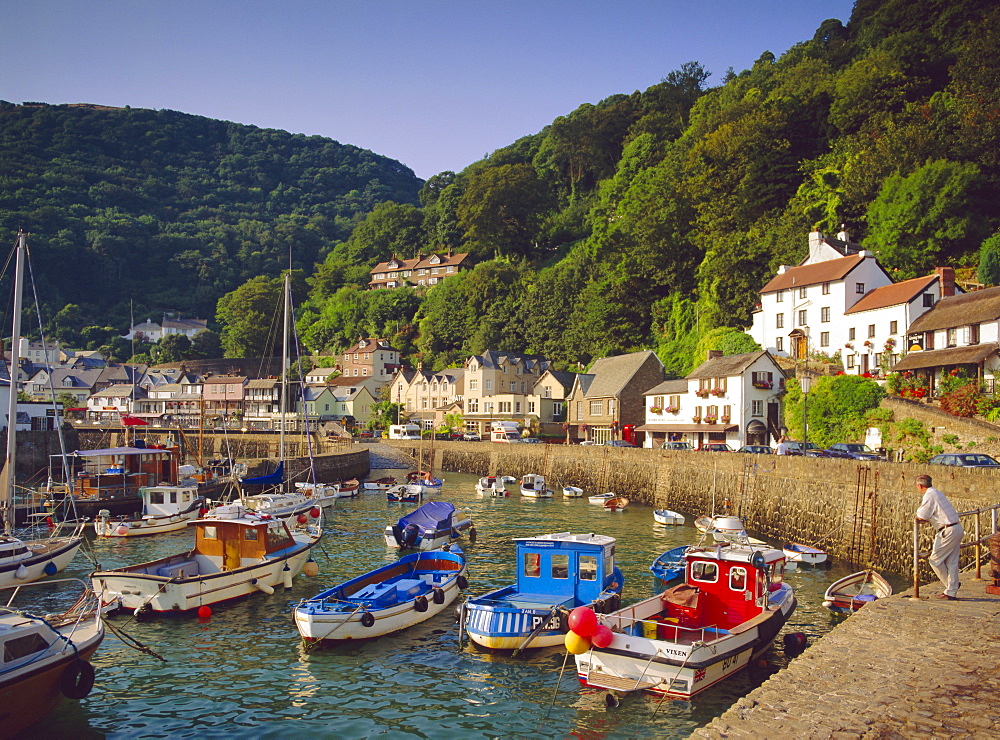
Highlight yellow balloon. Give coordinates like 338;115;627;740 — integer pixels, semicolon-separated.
564;630;591;655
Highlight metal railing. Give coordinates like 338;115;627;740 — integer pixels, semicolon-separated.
912;501;1000;598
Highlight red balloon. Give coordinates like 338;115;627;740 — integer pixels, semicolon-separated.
568;606;598;637
591;623;614;648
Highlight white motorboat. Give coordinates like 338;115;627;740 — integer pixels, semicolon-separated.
94;484;206;537
92;503;323;615
294;481;341;505
520;474;553;498
563;486;584;498
694;514;765;545
475;475;509;497
653;509;685;525
577;541;795;700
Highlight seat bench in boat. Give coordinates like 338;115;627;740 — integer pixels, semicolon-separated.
507;593;574;610
351;577;429;607
156;560;201;578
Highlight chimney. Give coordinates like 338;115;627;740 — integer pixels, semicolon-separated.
708;350;723;360
936;267;956;298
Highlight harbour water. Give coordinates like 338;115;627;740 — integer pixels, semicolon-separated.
25;471;894;739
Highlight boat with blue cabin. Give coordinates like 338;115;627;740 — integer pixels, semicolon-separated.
462;532;623;651
383;501;475;551
294;545;467;641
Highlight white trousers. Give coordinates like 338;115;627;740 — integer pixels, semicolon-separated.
929;524;963;597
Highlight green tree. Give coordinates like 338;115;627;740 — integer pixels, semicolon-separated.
784;374;886;447
156;334;192;363
456;164;553;259
190;329;222;359
977;231;1000;286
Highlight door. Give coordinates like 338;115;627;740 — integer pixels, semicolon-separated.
223;525;241;571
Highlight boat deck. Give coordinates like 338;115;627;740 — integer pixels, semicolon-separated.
586;669;657;693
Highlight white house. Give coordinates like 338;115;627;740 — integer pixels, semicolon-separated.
639;351;785;449
87;385;146;422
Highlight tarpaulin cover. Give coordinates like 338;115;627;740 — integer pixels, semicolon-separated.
71;447;169;456
396;501;456;531
241;461;284;486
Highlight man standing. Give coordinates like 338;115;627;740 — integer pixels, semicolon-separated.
774;436;789;455
915;474;964;600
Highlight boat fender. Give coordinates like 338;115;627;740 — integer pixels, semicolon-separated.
60;660;96;700
557;608;569;632
605;593;620;612
751;551;767;571
593;598;606;614
605;692;621;709
252;578;275;595
282;564;293;589
432;587;445;604
469;527;477;543
43;561;58;576
414;595;428;612
783;632;808;655
134;603;152;621
14;564;29;580
391;524;404;546
457;574;468;590
361;611;375;628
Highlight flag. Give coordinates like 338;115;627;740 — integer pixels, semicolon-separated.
120;414;149;426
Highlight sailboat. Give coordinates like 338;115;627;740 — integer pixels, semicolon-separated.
1;232;85;589
238;274;337;516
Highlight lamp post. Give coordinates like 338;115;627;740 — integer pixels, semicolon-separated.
800;374;811;450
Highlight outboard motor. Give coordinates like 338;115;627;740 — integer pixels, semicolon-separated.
401;523;420;549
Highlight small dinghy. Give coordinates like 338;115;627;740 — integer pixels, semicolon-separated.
407;470;444;493
331;478;361;498
384;501;476;551
653;509;684;526
783;542;828;566
603;495;629;512
294;545;467;641
649;546;688;585
363;476;397;491
562;486;584;498
823;569;892;613
589;493;614;505
386;484;422;503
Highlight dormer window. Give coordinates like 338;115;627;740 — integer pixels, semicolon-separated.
430;254;441;264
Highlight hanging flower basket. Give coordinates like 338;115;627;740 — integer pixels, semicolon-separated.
844;343;854;350
692;416;702;423
695;389;710;398
863;340;873;348
710;388;725;397
664;405;679;413
752;380;772;390
703;416;718;424
720;415;731;424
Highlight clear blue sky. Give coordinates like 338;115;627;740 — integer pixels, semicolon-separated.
3;1;856;180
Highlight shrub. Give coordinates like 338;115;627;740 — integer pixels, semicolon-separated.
941;434;959;446
939;382;982;417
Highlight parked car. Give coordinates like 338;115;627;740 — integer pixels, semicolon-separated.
519;438;543;444
603;440;636;447
462;432;481;441
738;445;773;454
785;441;830;457
661;441;694;451
928;453;1000;468
825;443;884;460
357;430;373;439
696;443;734;452
580;440;598;446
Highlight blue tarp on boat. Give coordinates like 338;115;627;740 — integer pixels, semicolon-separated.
396;501;456;530
241;461;284;486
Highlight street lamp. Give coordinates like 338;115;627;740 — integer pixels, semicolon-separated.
800;374;812;449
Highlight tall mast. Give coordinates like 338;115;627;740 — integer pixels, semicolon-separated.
280;273;290;477
2;232;26;534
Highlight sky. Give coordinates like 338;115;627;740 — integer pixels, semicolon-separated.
3;1;857;181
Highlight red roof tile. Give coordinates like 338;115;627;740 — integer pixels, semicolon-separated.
845;275;938;314
760;255;864;294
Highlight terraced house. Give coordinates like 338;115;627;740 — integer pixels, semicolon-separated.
461;350;550;436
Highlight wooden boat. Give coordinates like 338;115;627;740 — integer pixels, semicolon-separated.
562;486;584;498
383;501;475;551
91;503;323;614
653;509;685;525
822;569;892;613
462;532;624;651
475;475;509;497
294;546;467;641
783;542;828;566
649;546;688;584
577;541;795;700
520;474;553;498
386;484;422;503
363;476;397;491
588;493;614;505
0;577;104;736
604;495;629;512
94;484;206;537
332;478;361;497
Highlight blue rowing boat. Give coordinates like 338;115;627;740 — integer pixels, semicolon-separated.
649;546;688;585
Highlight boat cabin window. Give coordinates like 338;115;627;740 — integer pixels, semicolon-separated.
729;567;747;591
169;491;178;504
579;554;597;581
603;546;615;579
3;631;50;662
203;526;217;540
551;554;569;579
245;528;258;541
524;552;541;578
769;562;784;589
267;523;293;552
149;490;165;505
691;561;719;583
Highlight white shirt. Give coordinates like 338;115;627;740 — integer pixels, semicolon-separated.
916;486;959;529
775;441;789;455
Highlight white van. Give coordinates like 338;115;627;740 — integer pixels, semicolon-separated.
388;424;421;440
491;421;522;443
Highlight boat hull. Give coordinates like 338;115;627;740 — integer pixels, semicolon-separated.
520;488;553;498
653;509;684;525
0;536;84;588
783;543;828;565
94;508;202;537
823;570;892;613
562;487;584;498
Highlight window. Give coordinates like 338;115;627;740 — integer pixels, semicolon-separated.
967;324;980;344
875;352;882;367
849;327;856;341
576;401;582;420
524;552;540;578
543;386;552;399
820;332;829;347
729;567;748;591
668;395;680;408
856;283;865;294
821;307;830;323
579;554;597;581
485;380;492;392
469;379;477;391
846;355;855;369
947;328;957;347
776;313;784;329
203;526;217;540
923;293;934;307
553;401;563;417
925;331;935;350
3;631;50;662
868;325;876;338
776;290;784;303
691;561;718;583
245;528;258;541
589;400;603;415
776;337;783;352
527;401;535;413
552;554;569;579
890;320;898;335
467;399;479;413
723;404;731;419
751;400;763;416
798;287;806;299
515;402;521;413
822;282;830;295
798;310;807;326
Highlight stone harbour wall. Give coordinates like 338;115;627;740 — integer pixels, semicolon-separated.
398;441;1000;578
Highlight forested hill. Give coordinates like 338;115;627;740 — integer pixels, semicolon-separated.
272;0;1000;378
0;101;421;326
